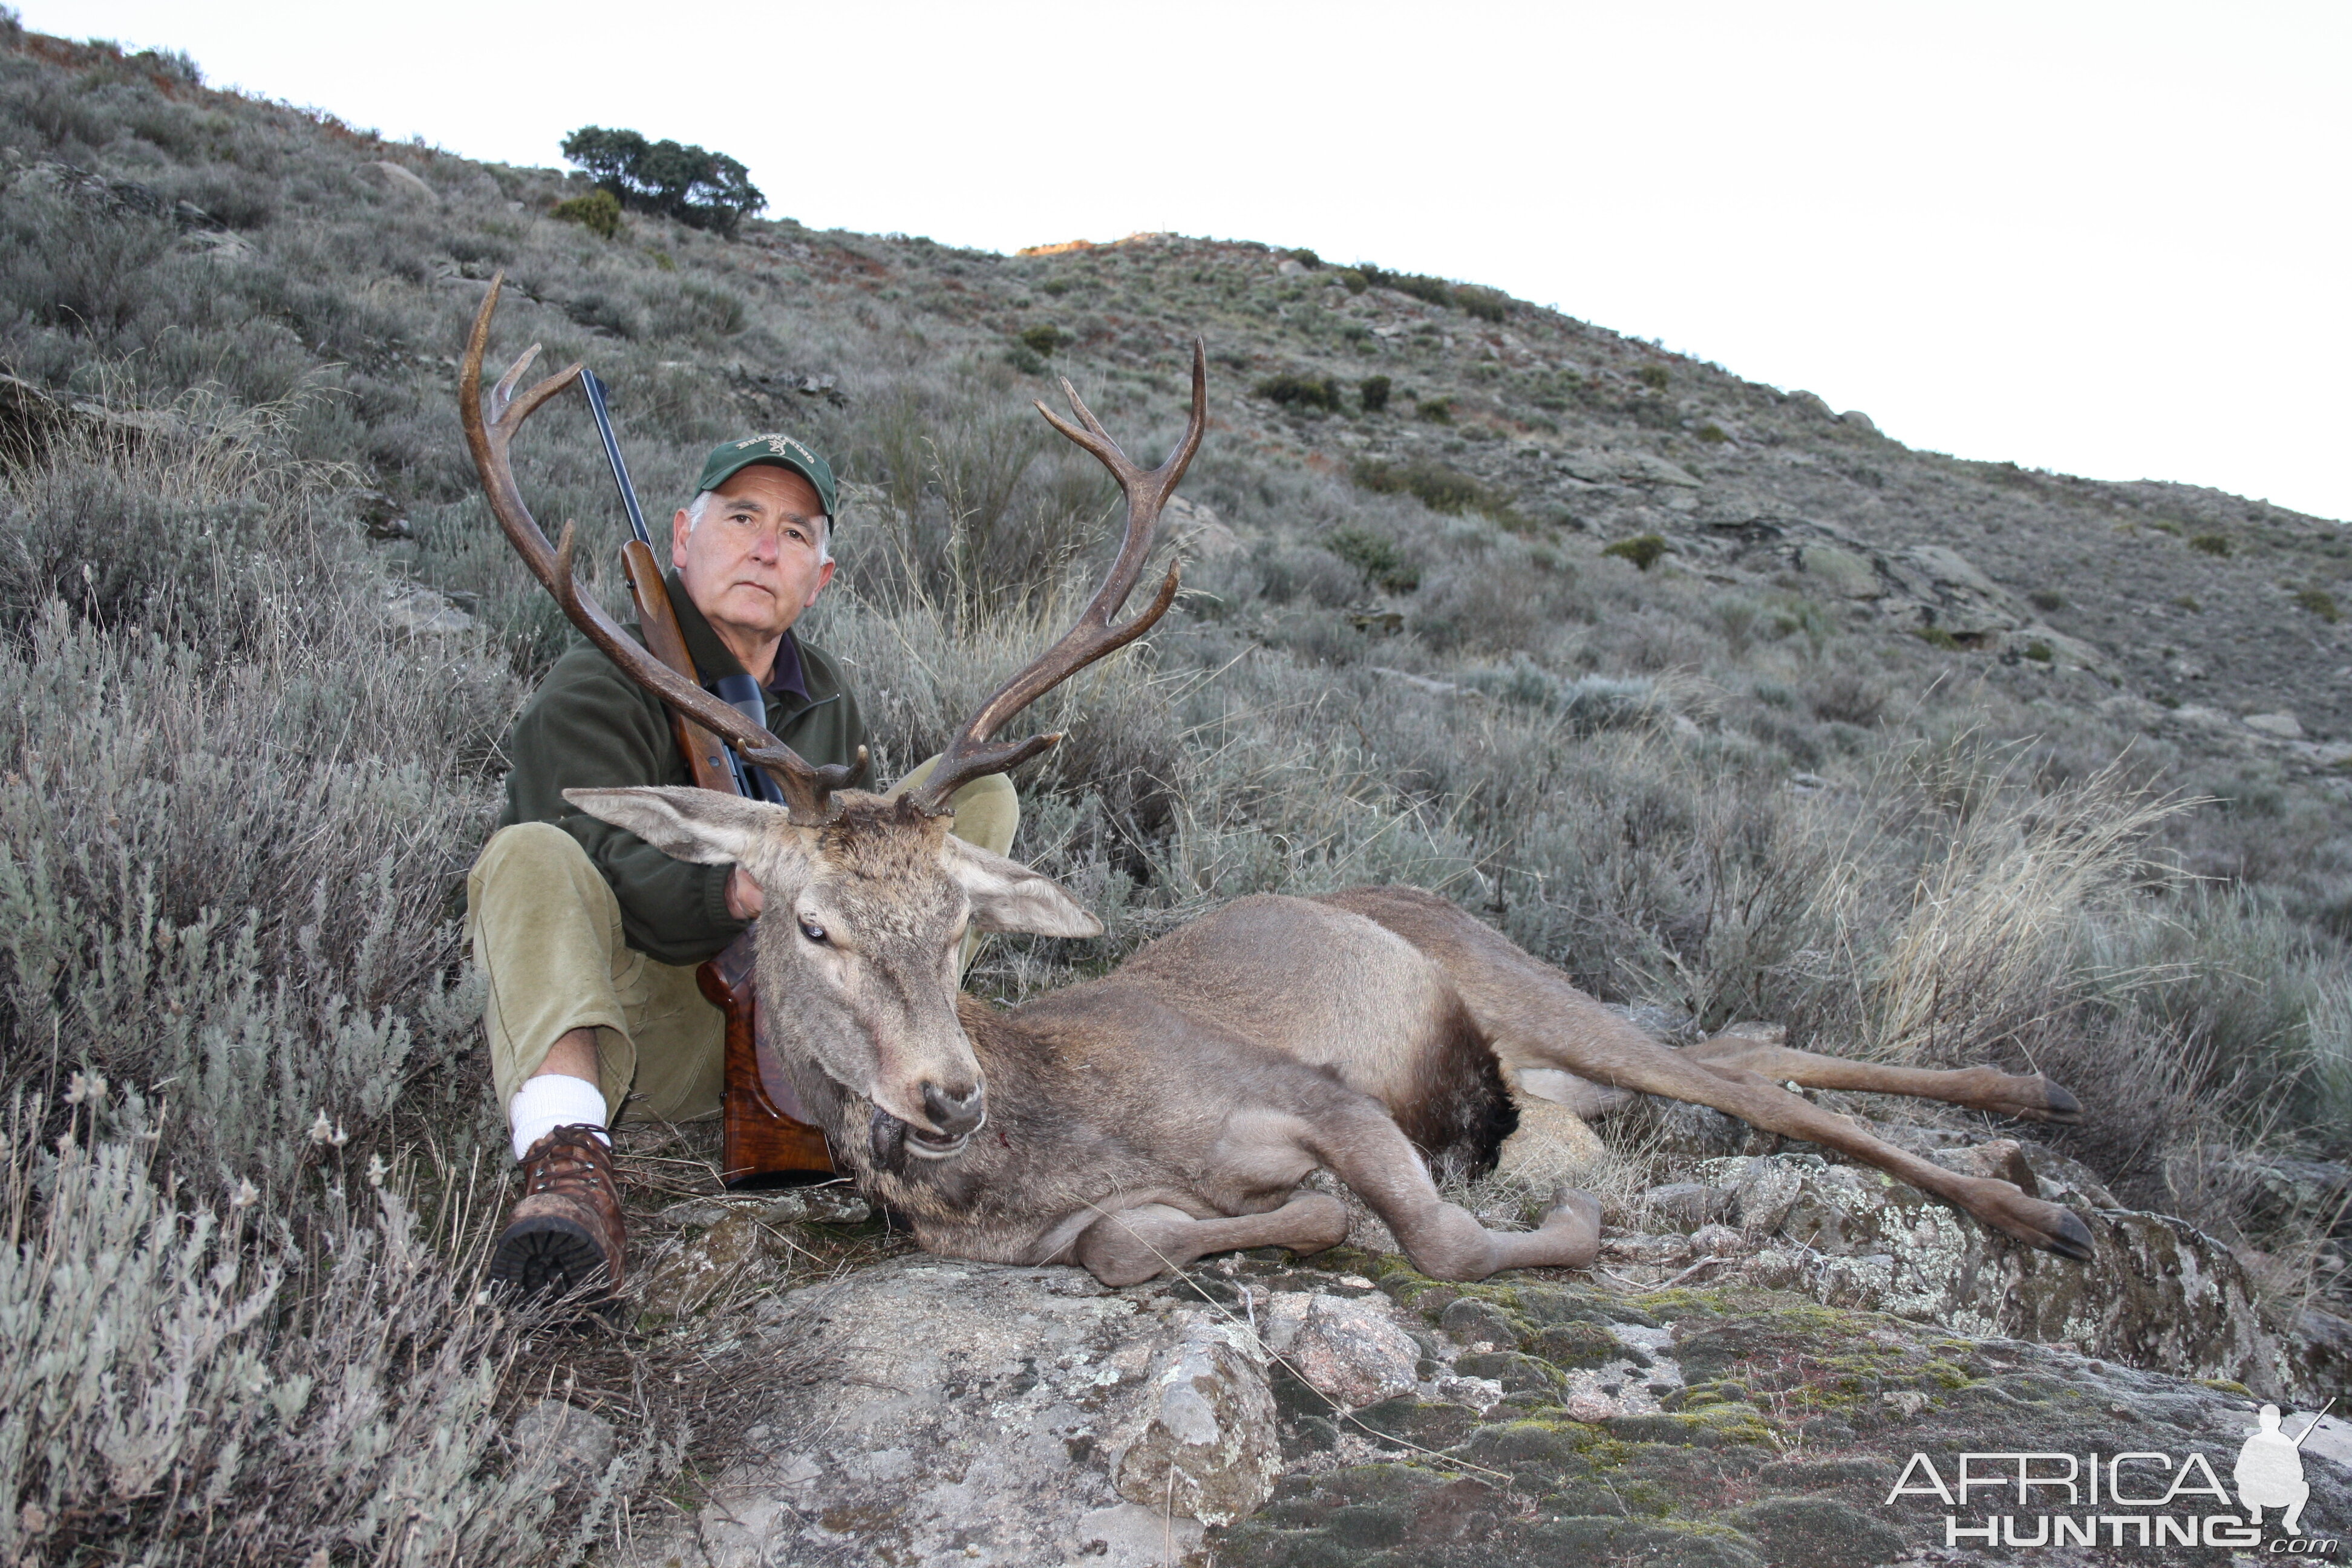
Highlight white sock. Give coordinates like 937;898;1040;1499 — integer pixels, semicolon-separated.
509;1074;610;1162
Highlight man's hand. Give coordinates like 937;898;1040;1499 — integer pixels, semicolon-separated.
725;865;764;921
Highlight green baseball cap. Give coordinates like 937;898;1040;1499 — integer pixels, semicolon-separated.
693;433;838;521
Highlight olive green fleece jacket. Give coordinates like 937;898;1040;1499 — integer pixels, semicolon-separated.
493;570;865;967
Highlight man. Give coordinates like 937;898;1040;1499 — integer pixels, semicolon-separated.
468;433;1015;1299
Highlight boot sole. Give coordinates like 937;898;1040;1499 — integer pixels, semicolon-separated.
489;1215;614;1302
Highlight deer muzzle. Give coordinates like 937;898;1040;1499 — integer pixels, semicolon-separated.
917;1080;986;1145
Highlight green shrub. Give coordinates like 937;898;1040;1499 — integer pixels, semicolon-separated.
1040;276;1072;296
2023;639;2054;663
1358;265;1456;309
1019;322;1063;355
2190;532;2232;557
1350;458;1513;522
1285;247;1321;268
1322;526;1420;594
1005;343;1047;375
1359;374;1391;413
1696;423;1727;444
1915;626;1962;650
1254;372;1342;412
1416;398;1452;424
1337;269;1369;293
1637;365;1670;391
2028;588;2066;612
2173;595;2201;612
1456;285;1508;322
2294;588;2341;623
1601;534;1667;571
550;187;621;239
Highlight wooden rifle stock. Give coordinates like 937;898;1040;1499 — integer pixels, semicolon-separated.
618;540;835;1186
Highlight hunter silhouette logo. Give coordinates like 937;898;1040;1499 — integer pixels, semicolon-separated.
2238;1402;2331;1536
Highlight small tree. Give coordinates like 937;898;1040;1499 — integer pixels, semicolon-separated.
560;125;765;237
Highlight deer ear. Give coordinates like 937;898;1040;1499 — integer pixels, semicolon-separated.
941;839;1103;938
563;786;788;866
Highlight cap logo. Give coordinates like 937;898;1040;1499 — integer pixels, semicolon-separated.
744;433;817;468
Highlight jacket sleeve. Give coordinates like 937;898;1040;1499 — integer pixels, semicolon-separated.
501;648;750;967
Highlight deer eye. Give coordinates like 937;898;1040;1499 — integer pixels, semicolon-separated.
797;914;829;945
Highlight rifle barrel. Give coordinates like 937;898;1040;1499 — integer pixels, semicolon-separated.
580;368;653;547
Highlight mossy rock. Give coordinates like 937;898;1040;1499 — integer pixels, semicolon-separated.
1451;1350;1566;1399
1527;1319;1632;1370
1604;1401;1775;1448
1732;1496;1906;1567
1527;1515;1765;1567
1454;1419;1603;1488
1348;1396;1484;1451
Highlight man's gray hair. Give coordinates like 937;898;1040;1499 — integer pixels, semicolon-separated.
685;489;832;563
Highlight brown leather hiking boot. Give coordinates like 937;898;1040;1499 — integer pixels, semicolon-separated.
490;1126;625;1302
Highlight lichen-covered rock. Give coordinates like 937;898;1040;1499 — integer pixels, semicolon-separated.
1695;1152;2296;1394
1112;1324;1279;1526
1222;1264;2352;1567
613;1258;1267;1567
1276;1292;1423;1408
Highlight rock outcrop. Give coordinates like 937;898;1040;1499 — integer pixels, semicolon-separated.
615;1223;2345;1566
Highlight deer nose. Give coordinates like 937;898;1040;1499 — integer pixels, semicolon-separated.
921;1080;985;1137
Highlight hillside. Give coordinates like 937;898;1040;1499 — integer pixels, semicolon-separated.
0;21;2345;1566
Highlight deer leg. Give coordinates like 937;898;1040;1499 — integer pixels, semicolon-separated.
1684;1031;2082;1123
1072;1193;1351;1288
1601;1049;2096;1260
1301;1101;1602;1282
1321;891;2094;1260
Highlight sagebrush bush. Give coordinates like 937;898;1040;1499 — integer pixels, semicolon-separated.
0;1108;621;1566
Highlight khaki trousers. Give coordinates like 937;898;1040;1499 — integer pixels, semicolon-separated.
468;761;1018;1125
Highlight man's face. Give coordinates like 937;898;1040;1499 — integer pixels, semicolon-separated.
672;464;835;653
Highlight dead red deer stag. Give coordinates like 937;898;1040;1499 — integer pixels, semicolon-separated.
460;279;2095;1286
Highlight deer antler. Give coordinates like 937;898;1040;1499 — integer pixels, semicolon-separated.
459;273;865;822
907;342;1207;816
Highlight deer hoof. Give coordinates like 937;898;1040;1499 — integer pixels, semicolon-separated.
2038;1080;2083;1123
2026;1202;2097;1263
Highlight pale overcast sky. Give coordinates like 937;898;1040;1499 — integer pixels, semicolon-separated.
26;1;2352;522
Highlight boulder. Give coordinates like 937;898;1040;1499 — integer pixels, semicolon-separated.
1112;1325;1279;1526
1161;495;1243;561
360;160;436;201
2005;624;2115;678
1275;1292;1423;1408
380;585;474;635
1838;408;1879;433
1886;544;2027;636
1694;1151;2296;1395
614;1258;1281;1567
2244;710;2308;740
1554;449;1702;488
1795;542;1884;598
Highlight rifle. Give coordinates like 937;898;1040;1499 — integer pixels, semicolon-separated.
578;370;835;1186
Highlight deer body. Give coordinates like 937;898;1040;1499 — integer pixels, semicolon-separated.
463;276;2099;1289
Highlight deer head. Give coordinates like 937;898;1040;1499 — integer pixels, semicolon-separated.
460;275;1206;1146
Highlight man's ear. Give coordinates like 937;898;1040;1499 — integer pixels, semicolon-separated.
563;786;789;866
941;839;1103;937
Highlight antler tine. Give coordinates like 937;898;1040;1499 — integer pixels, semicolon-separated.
460;275;864;823
907;340;1209;817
